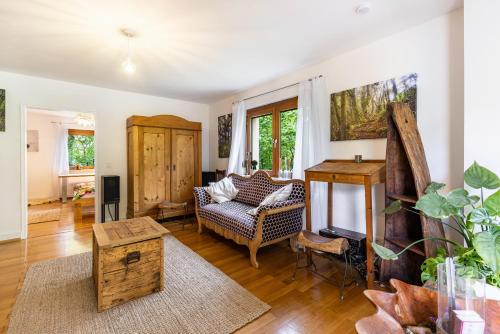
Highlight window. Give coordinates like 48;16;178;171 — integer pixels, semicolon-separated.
246;97;298;176
68;129;95;169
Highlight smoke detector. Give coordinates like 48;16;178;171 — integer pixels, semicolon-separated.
355;2;371;15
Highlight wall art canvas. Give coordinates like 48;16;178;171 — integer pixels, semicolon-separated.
0;89;5;131
218;113;232;158
27;130;39;152
330;73;417;141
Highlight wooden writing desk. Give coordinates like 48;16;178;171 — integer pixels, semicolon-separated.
304;159;386;289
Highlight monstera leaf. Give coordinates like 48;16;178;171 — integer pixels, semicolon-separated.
473;229;500;274
484;189;500;217
464;161;500;189
415;192;455;219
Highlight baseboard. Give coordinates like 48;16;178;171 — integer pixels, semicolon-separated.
0;232;21;242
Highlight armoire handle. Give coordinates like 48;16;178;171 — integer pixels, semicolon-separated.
172;164;176;171
166;165;170;171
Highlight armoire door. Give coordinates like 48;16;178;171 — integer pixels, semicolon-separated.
139;127;171;214
171;129;196;203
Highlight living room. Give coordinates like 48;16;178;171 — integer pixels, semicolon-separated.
0;1;498;333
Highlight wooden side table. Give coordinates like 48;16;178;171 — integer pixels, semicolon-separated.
304;159;385;289
92;216;169;312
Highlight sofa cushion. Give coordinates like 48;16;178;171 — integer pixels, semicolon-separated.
205;177;238;203
197;201;257;239
247;183;293;216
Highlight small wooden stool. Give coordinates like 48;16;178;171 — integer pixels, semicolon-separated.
293;230;356;300
157;201;192;229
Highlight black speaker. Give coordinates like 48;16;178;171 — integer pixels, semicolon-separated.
101;175;120;204
202;171;216;186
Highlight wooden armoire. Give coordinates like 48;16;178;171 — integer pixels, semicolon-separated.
126;115;202;219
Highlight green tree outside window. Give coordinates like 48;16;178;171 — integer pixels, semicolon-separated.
68;134;95;167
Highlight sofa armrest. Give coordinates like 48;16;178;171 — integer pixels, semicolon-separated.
193;187;211;208
257;199;305;217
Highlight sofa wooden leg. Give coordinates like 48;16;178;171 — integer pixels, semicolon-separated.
249;244;259;268
197;218;204;234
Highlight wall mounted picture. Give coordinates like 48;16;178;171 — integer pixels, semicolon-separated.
330;73;417;141
218;113;232;158
0;89;5;131
27;130;39;152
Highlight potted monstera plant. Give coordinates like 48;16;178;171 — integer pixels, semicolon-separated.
372;161;500;288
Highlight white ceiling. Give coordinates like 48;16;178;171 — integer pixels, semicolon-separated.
0;0;461;103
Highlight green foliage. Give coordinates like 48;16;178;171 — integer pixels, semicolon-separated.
254;109;297;171
280;109;297;170
484;189;500;216
473;229;500;274
373;161;500;287
464;161;500;189
420;248;447;283
68;134;94;167
383;200;402;214
414;192;455;219
425;182;446;194
371;242;398;260
257;114;273;170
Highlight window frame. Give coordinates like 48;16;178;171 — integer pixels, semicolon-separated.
246;97;298;176
68;129;95;170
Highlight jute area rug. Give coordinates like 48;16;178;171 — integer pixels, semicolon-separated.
8;235;270;334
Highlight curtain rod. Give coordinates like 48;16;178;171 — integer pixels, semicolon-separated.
233;75;323;104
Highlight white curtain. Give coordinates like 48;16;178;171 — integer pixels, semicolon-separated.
293;76;329;232
227;101;247;175
53;124;69;197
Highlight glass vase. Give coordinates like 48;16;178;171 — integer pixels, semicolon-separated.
436;262;486;333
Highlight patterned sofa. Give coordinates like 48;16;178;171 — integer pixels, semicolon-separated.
193;171;305;268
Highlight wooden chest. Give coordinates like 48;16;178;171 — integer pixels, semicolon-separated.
92;216;169;312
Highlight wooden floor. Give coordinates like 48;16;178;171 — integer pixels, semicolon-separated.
0;212;375;333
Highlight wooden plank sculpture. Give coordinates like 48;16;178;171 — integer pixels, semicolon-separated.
355;279;500;334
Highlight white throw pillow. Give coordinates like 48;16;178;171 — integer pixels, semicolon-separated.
205;177;239;203
247;183;293;216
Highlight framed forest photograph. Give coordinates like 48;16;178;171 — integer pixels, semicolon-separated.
0;89;5;132
218;113;232;158
330;73;417;141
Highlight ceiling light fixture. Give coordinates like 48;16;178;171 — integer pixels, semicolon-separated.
121;28;136;75
355;2;371;15
75;112;95;128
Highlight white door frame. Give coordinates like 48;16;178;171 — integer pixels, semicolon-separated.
20;105;99;239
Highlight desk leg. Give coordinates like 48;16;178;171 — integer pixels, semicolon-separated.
327;182;333;229
304;175;312;265
364;179;374;289
305;175;311;231
62;178;68;203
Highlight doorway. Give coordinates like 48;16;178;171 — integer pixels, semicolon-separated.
23;107;96;238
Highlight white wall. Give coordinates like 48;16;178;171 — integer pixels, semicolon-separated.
464;0;500;178
27;112;70;201
209;9;464;237
0;71;209;240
